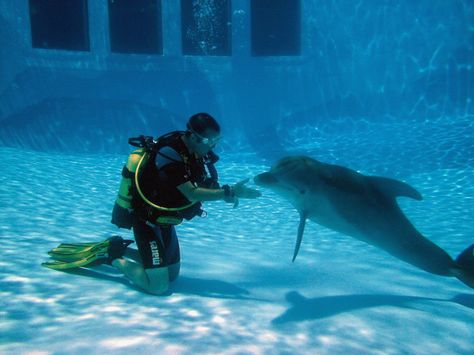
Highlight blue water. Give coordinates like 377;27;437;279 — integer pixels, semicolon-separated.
1;1;474;354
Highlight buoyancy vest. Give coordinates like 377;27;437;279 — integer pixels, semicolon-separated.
115;131;219;225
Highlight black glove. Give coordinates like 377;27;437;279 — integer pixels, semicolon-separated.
111;203;134;229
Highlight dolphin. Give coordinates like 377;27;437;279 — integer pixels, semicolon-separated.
254;156;474;289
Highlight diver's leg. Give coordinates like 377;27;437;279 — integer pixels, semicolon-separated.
160;225;181;281
168;262;181;282
124;247;142;262
111;220;171;295
123;247;180;282
112;258;169;295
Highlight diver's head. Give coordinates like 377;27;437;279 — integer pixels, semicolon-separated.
184;112;221;157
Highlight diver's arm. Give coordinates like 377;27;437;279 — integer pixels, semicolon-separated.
177;181;228;202
177;179;261;203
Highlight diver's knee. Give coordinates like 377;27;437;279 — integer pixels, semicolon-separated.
168;262;181;282
146;283;169;295
145;267;170;295
144;279;169;295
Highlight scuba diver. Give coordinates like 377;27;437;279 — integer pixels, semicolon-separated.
42;113;261;295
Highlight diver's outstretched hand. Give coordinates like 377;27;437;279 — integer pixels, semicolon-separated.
224;178;261;209
233;178;262;199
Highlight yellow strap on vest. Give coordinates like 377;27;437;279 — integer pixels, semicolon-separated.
135;152;197;212
155;216;183;225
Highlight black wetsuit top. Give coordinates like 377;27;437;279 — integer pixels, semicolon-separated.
131;131;209;224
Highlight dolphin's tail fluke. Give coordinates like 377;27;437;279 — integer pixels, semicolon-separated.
453;244;474;289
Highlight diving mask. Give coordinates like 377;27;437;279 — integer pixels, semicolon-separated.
191;130;221;147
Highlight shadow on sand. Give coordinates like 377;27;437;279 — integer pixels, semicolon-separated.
61;266;264;301
272;291;474;325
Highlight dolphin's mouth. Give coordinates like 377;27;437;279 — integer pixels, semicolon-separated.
254;172;277;186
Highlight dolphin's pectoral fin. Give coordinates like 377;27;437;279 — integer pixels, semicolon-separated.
369;176;423;201
292;211;308;262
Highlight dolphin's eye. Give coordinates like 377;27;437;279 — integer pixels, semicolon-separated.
299;189;306;195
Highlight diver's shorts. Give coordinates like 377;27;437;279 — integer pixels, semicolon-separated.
133;219;181;270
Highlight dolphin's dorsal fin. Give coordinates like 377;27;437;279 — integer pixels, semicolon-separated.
292;210;308;262
369;176;422;200
286;291;306;304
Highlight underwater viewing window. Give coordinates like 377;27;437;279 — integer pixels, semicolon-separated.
29;0;90;51
251;0;301;56
108;0;163;54
181;0;231;56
